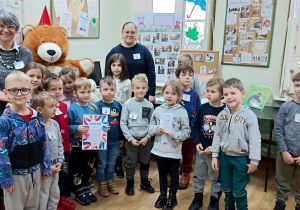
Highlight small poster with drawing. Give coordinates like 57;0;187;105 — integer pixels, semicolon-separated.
242;84;272;109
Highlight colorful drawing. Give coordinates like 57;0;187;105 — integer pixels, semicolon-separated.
137;16;147;30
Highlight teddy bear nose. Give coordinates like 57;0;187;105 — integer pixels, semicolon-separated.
47;50;56;56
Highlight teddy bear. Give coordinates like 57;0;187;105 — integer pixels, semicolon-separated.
174;21;181;30
88;79;100;103
137;16;147;30
22;24;94;77
281;69;300;100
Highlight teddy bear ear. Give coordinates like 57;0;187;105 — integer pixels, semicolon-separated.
56;26;68;37
23;24;35;37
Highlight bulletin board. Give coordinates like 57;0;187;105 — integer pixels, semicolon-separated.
179;50;219;98
50;0;100;39
221;0;276;67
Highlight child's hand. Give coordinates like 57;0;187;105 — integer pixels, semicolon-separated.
164;131;170;136
51;165;58;173
131;139;140;146
41;176;49;181
78;125;89;134
294;156;300;165
107;125;111;132
4;185;14;193
156;127;164;135
120;140;124;148
196;144;203;153
203;146;212;155
282;151;294;164
55;162;62;172
247;164;258;174
140;137;149;146
212;157;218;171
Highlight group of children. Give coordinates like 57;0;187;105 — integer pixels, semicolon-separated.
0;51;299;210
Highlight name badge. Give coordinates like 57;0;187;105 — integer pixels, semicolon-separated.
102;107;110;115
182;94;191;102
14;61;25;69
295;114;300;122
56;107;63;116
47;130;56;141
133;53;141;60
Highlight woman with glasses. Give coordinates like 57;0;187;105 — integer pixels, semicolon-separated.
0;9;33;114
105;22;156;103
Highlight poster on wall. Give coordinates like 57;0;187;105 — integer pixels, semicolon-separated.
222;0;276;67
134;13;182;83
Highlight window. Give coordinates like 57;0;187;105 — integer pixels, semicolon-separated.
153;0;175;13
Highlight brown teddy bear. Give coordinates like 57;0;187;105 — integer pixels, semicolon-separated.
23;24;94;77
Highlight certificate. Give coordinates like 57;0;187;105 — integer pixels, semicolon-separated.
82;115;108;150
160;113;173;133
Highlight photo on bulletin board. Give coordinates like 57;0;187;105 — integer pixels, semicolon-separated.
50;0;100;39
221;0;276;67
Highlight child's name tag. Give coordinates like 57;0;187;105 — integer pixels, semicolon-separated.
182;94;191;102
14;61;24;69
133;53;141;60
102;107;110;115
295;114;300;122
56;107;63;115
129;113;138;120
47;130;56;141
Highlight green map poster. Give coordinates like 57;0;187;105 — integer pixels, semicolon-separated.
243;84;272;110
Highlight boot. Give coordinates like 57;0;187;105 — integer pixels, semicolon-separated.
115;156;125;178
163;192;178;210
208;196;219;210
58;195;76;210
178;172;190;190
140;178;155;193
84;183;97;202
107;179;119;194
125;179;134;196
155;191;167;208
75;184;90;206
274;200;286;210
188;193;203;210
98;181;109;197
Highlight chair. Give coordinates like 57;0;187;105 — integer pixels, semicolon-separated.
87;61;102;85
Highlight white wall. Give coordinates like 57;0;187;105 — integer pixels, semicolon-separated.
23;0;133;74
213;0;289;106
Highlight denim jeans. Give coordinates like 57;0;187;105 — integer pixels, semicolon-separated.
96;141;120;182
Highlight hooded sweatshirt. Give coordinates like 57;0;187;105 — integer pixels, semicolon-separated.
211;106;261;165
149;103;191;159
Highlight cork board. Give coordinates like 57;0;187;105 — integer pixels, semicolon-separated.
50;0;100;39
221;0;276;67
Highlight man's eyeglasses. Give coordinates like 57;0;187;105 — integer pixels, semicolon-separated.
123;31;136;35
7;88;31;96
0;24;16;31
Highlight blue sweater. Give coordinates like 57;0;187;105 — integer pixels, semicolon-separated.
179;89;200;139
96;100;123;143
194;102;225;149
105;43;156;98
68;102;100;144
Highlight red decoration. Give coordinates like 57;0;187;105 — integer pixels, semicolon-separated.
39;6;52;26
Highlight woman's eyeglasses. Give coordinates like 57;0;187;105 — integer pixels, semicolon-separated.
0;24;16;31
6;88;31;96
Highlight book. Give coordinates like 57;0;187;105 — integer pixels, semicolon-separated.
243;84;272;110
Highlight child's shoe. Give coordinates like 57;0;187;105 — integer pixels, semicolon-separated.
125;179;135;196
163;193;178;210
208;196;219;210
98;181;109;197
88;180;94;188
140;178;155;193
58;195;76;210
155;191;167;208
84;183;97;202
188;193;203;210
75;184;90;206
115;156;125;178
178;172;190;190
274;200;286;210
107;179;119;194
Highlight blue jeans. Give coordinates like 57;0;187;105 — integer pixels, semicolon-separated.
96;141;120;182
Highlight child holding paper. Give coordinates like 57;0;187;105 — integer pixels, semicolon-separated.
148;80;190;209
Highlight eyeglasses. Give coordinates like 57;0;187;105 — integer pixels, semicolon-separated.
7;88;31;96
123;31;136;35
0;24;16;31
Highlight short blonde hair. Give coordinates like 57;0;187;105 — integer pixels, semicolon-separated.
223;78;244;92
5;71;31;88
207;78;224;95
178;54;193;66
132;73;148;86
31;91;56;110
74;77;91;91
162;80;182;103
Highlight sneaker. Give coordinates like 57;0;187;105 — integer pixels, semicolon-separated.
98;181;109;197
163;193;178;210
58;195;76;210
84;183;97;203
107;179;119;194
75;185;90;206
274;200;286;210
154;191;167;208
188;193;203;210
140;178;155;193
125;179;134;196
178;172;190;190
208;196;219;210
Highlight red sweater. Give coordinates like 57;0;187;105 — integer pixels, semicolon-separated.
53;101;71;153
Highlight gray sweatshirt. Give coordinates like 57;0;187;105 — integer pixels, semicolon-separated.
211;106;261;165
45;119;64;165
120;98;154;141
274;100;300;156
